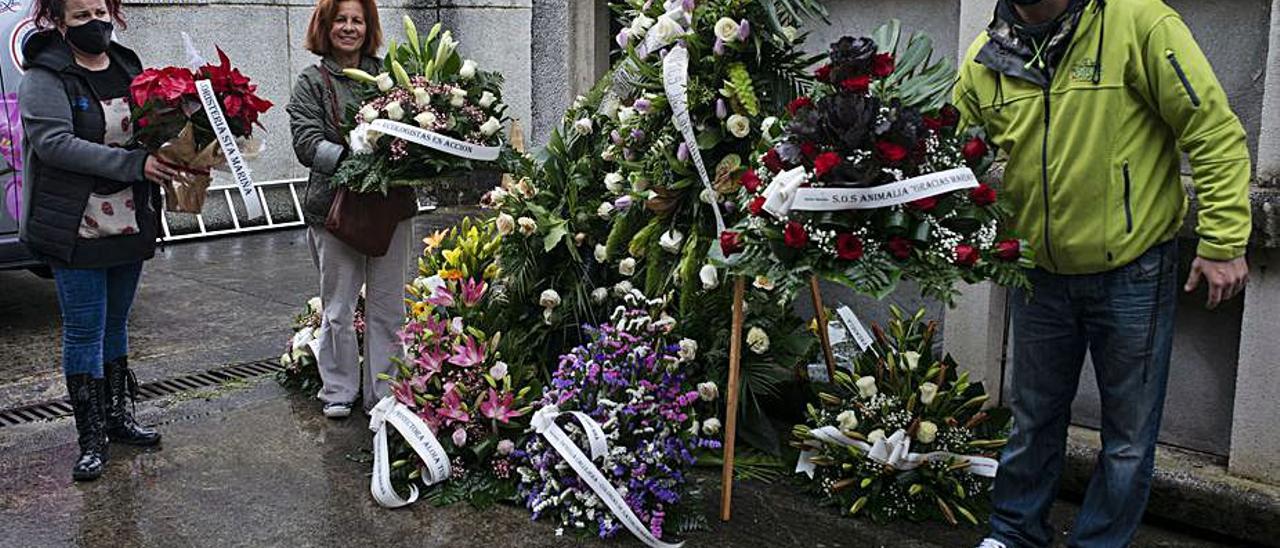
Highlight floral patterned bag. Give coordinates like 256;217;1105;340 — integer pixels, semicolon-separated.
78;187;140;239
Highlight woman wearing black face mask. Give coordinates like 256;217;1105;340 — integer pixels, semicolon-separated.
19;0;176;482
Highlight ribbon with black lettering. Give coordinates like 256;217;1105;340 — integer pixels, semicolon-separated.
194;79;263;220
368;396;452;508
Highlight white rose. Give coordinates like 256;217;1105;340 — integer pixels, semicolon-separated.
449;88;468;108
629;14;655;37
617;106;637;124
306;296;322;314
619;257;637;276
678;339;698;363
659;229;684;254
597;201;615;220
412;87;430;106
699;188;716;204
746;326;770;355
516;178;536;199
359;105;380;123
591;287;609;303
902;351;921;371
919;382;939;406
374;72;394;91
701;417;722;436
726;114;750;138
699;264;718;290
539;289;561;309
480;117;502;137
517;216;537;236
604;172;625;194
489;361;508;381
916;421;938;444
495;213;515;236
593;243;608;262
574;117;594;135
459;59;478;79
868;429;886;444
414;110;438;129
497;439;515;456
855;376;878;399
613;281;633;298
478;91;497;109
652;15;685;46
697;381;719;402
348;124;373;153
836;410;859;431
384;101;404;121
714;17;740;43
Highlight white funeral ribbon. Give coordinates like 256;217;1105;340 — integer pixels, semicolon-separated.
531;406;683;548
195;79;264;220
761;166;810;218
662;45;725;234
368;119;501;161
835;306;875;352
368;396;452;508
767;167;981;217
795;426;998;479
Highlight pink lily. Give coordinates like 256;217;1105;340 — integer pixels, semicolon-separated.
423;315;449;339
436;383;471;423
479;388;524;424
391;380;416;408
427;286;456;307
395;321;423;347
448;335;486;367
414;346;448;380
460;278;488;307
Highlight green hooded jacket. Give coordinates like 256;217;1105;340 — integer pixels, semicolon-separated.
954;0;1252;274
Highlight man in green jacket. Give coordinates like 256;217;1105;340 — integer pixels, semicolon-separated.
954;0;1252;546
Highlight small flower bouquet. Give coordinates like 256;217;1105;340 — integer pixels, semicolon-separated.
791;306;1009;525
518;296;721;542
719;26;1031;303
380;218;539;508
333;17;510;195
276;294;366;394
129;48;273;212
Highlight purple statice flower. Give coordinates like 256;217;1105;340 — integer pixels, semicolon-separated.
630;128;646;142
682;0;695;12
610;129;624;145
676;142;689;162
633;98;652;114
737;19;750;41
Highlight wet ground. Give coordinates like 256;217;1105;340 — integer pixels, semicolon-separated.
0;207;1251;547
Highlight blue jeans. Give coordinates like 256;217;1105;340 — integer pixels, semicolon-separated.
52;262;144;378
990;241;1177;548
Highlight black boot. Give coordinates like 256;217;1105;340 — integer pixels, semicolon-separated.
66;374;109;481
104;357;161;446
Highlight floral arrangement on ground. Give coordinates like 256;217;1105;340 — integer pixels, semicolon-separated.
276;294;365;395
792;306;1009;525
334;16;514;194
717;24;1032;303
517;295;723;540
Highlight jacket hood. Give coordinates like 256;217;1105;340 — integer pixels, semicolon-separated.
22;29;141;74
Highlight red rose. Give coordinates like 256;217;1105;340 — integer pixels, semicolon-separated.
970;183;997;206
720;231;744;255
922;116;944;132
875;141;908;164
763;148;785;173
748;196;767;216
841;75;871;93
995;239;1022;261
787;96;813;115
815;63;833;83
800;141;819;161
813;152;841;179
954;244;980;267
962;137;989;162
835;234;863;261
908;196;938;211
939;104;961;127
872;53;895;78
887;236;913;260
783;221;808;249
136;117;149;128
740;169;762;193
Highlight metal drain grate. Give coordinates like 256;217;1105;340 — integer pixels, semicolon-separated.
0;359;282;428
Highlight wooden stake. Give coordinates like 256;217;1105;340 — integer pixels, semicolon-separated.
809;274;838;382
720;276;747;522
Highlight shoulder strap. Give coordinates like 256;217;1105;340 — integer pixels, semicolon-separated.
316;64;345;132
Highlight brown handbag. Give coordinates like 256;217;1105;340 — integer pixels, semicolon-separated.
317;65;416;257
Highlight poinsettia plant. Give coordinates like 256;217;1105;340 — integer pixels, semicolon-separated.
717;23;1032;304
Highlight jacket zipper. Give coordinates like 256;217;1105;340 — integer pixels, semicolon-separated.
1165;50;1201;108
1122;160;1133;233
1040;85;1058;269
